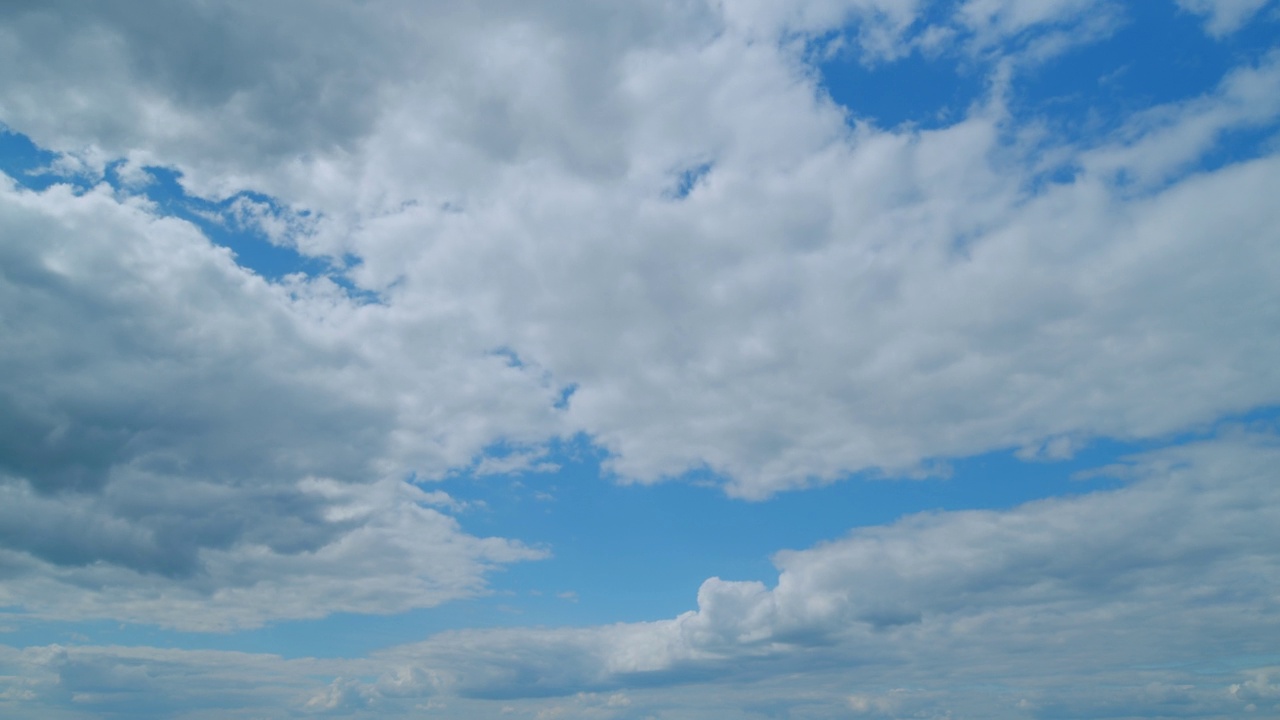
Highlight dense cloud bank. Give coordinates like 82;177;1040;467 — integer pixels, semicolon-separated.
2;1;1278;500
3;434;1278;717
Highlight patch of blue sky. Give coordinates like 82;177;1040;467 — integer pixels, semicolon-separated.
812;0;981;129
1186;120;1280;175
1005;2;1280;193
489;346;528;369
817;0;1279;150
0;126;335;285
0;128;65;192
1009;2;1280;141
444;404;1280;626
666;161;713;200
820;52;985;129
448;443;1116;629
122;164;329;283
815;38;984;129
553;383;578;410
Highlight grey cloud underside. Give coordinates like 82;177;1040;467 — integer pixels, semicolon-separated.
0;0;717;196
0;184;374;532
2;435;1277;718
0;200;381;494
0;182;546;628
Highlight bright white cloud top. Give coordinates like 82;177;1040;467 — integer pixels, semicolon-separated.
0;1;1278;718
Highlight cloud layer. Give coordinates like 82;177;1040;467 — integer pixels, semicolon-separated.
376;434;1280;704
1;0;1278;716
6;1;1277;497
4;433;1277;717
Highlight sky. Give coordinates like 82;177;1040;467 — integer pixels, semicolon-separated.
0;0;1279;718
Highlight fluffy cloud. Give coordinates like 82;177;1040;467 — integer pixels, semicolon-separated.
368;433;1280;702
1;1;1279;490
0;0;1277;622
2;3;1277;717
4;433;1277;717
381;56;1280;497
0;178;547;629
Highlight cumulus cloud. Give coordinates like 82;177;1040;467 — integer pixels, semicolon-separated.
1;3;1277;717
4;433;1277;717
460;69;1280;497
0;0;1277;622
0;177;549;629
364;433;1280;703
3;1;1278;499
0;476;544;630
5;0;1274;497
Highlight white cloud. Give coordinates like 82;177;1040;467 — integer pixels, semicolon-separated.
1;2;1277;714
223;195;316;248
4;433;1278;717
0;179;548;629
1;1;1279;502
343;433;1280;714
0;476;544;631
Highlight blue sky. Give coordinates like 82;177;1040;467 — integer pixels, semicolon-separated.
2;1;1280;718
